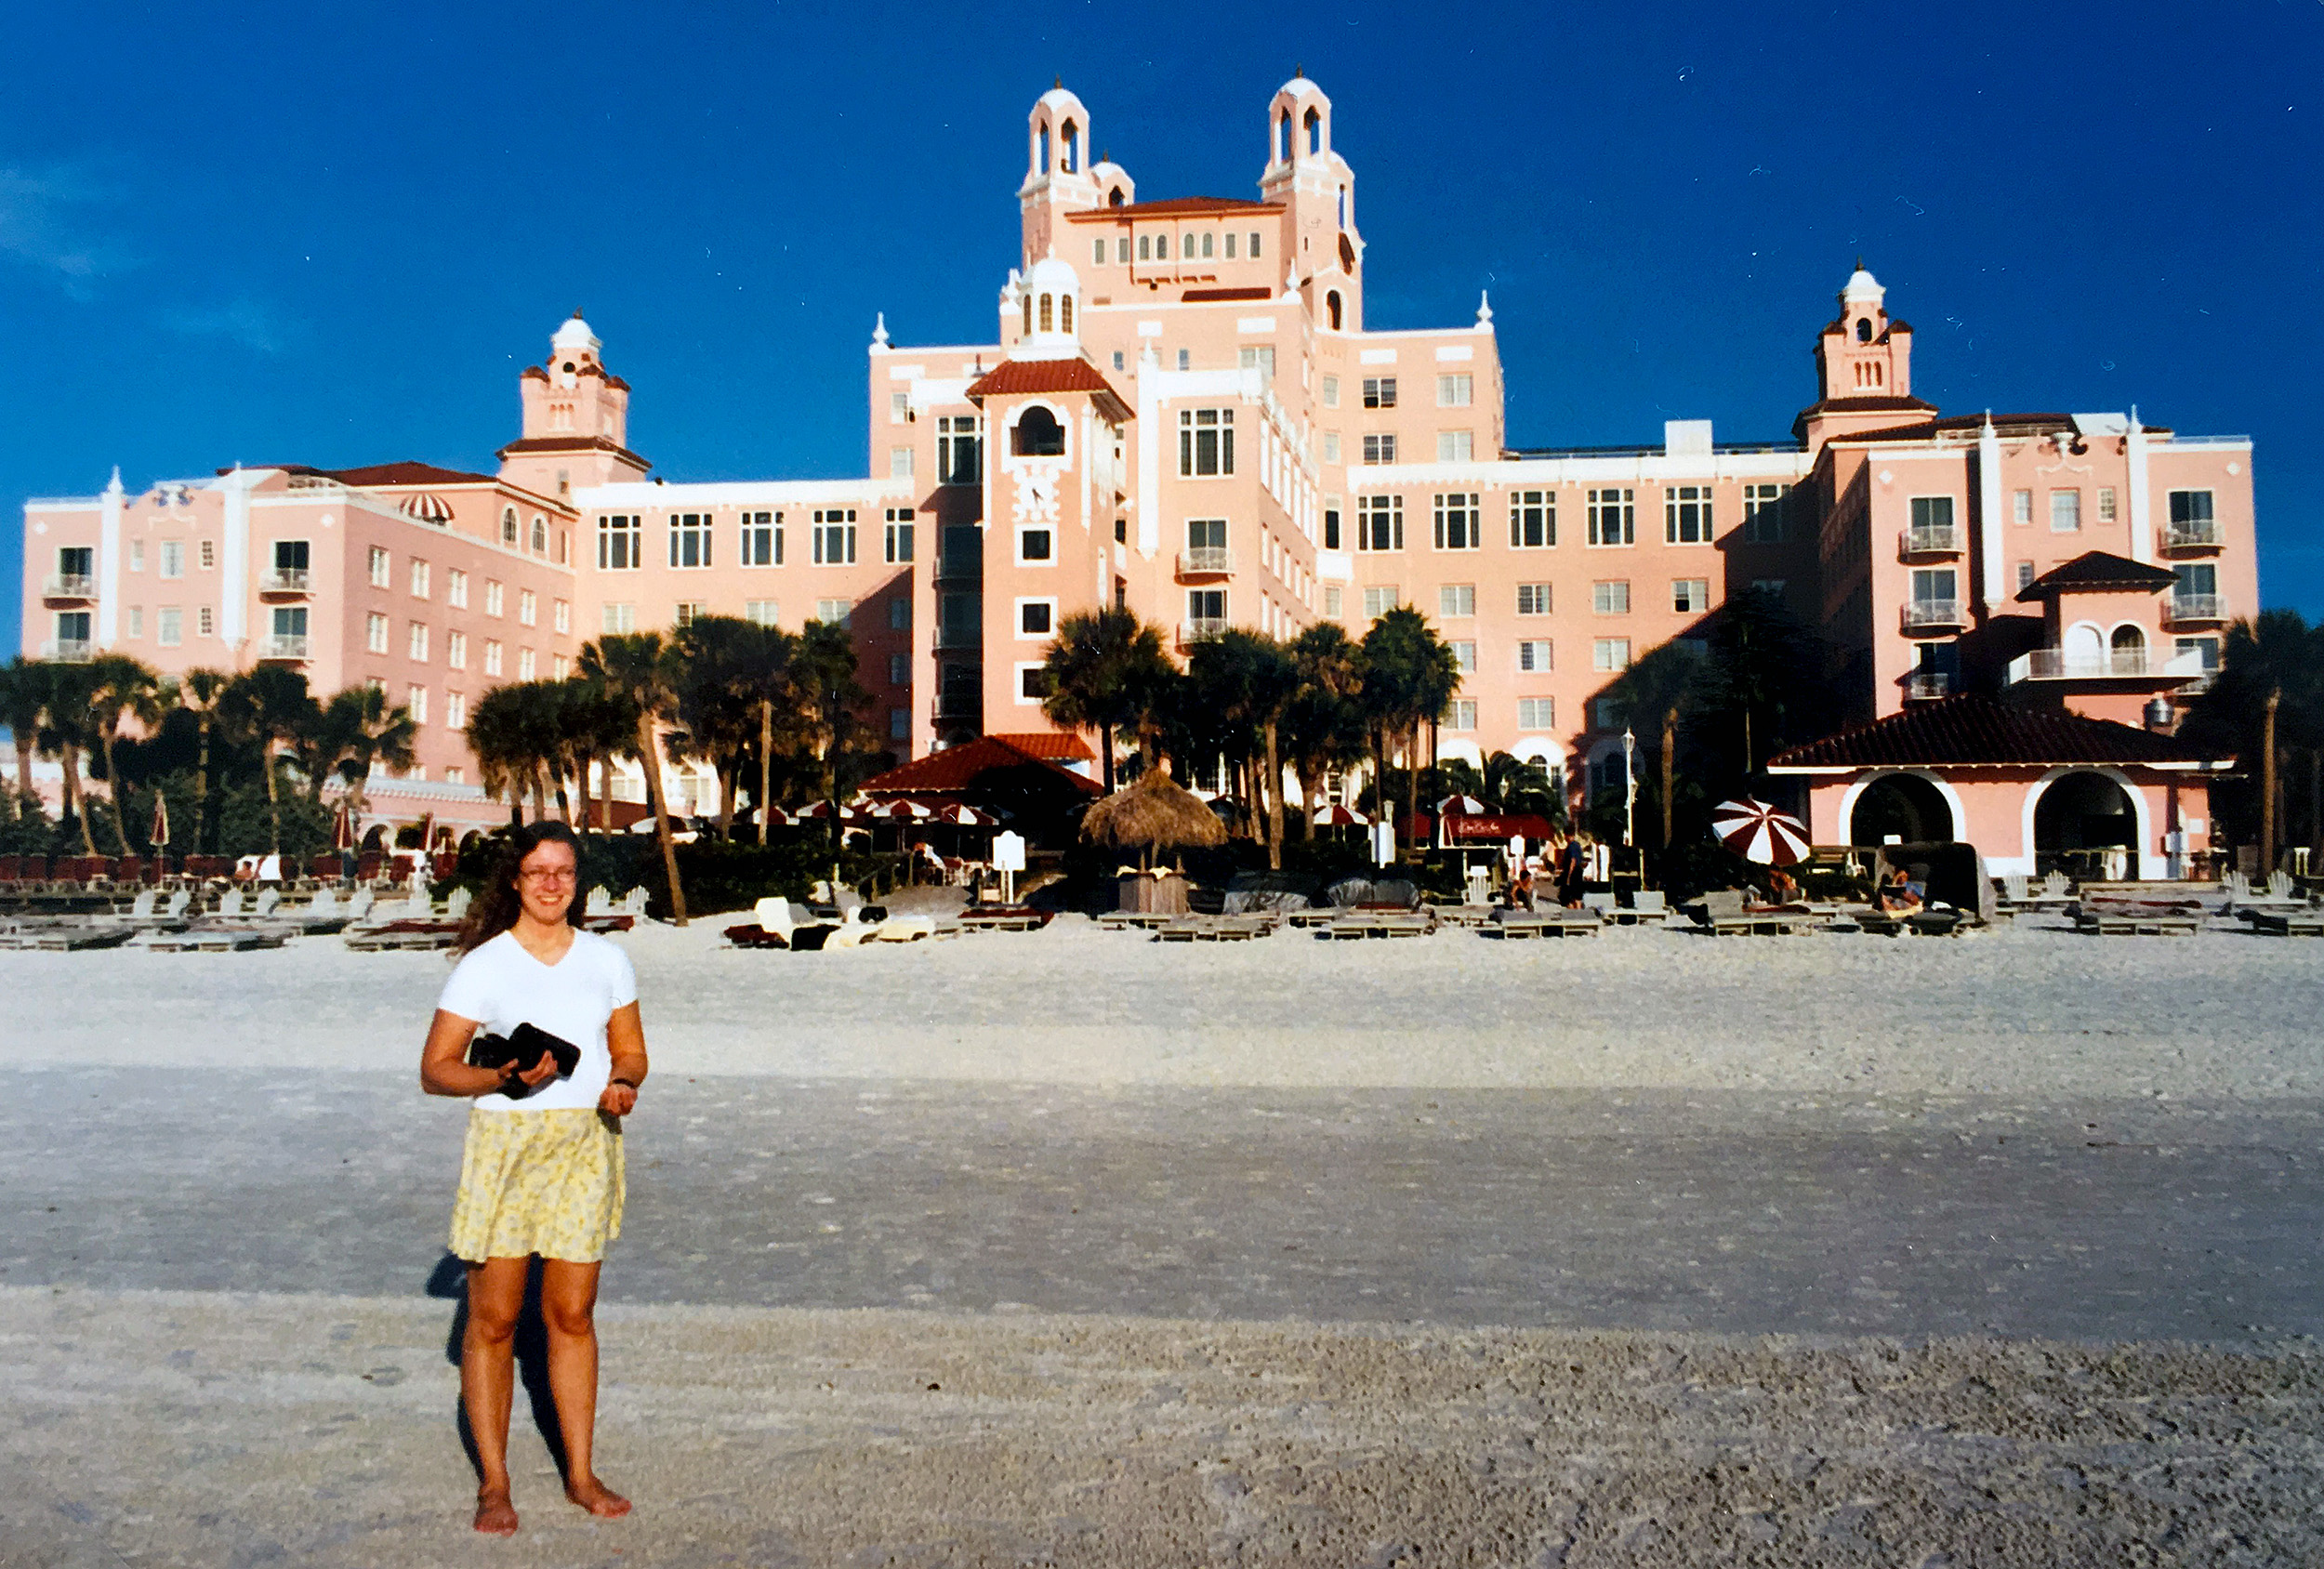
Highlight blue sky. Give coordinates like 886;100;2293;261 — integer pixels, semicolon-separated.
6;0;2318;656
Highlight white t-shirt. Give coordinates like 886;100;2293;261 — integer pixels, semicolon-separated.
436;930;638;1113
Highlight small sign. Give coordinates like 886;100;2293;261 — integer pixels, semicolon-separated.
1370;821;1395;867
992;830;1026;872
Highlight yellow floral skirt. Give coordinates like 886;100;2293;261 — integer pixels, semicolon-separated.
449;1107;625;1263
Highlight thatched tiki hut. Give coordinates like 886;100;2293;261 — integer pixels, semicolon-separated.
1079;770;1227;870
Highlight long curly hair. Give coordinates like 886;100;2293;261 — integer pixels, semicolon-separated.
455;820;588;954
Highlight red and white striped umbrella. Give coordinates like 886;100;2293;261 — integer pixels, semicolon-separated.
796;800;862;821
1435;794;1486;816
935;803;999;826
1710;798;1811;865
871;799;933;821
1312;804;1370;827
149;792;171;849
330;801;355;851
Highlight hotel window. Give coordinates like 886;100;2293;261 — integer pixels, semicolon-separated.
1362;376;1397;409
815;599;853;626
1323;586;1343;617
1587;488;1635;546
2169;490;2215;531
1112;351;1124;371
164;541;187;579
517;649;535;679
1672;578;1710;613
741;510;782;566
599;514;641;569
1433;494;1480;550
159;608;183;647
484;639;506;674
1449;641;1477;674
1323;503;1342;550
674;602;703;627
410;560;429;598
891;706;910;740
1091;238;1106;266
1248;231;1261;257
1155;234;1170;260
1436;374;1472;407
599;600;635;633
407;685;427;725
1592;581;1631;614
552;655;570;679
669;512;712;567
198;606;214;637
891;390;911;425
1510;492;1554;548
1518;696;1555;729
745;600;778;626
2050;489;2081;532
1239;345;1275;382
889;653;909;685
445;692;467;731
553;600;570;634
1323;433;1341;464
1321;376;1340;409
484;580;504;616
1446;699;1477;731
937;416;983;484
1592;638;1631;673
888;596;910;630
1438;584;1475;618
1909;495;1955;535
519;591;536;626
1187;588;1226;626
447;569;468;609
365;613;388;653
812;508;857;564
199;540;216;570
447;630;467;669
2175;636;2221;672
1017;526;1052;563
1361;433;1396;465
531;515;547;553
2173;562;2217;604
1357;494;1403;551
1436;430;1473;462
1517;639;1552;673
884;508;916;563
1177;349;1190;370
130;540;144;573
502;508;520;546
2012;489;2033;525
1741;482;1790;542
2016;561;2037;591
1362;586;1400;620
2098;486;2119;522
1178;408;1235;476
1137;233;1151;260
408;622;429;661
1664;485;1712;544
1019;599;1055;636
1018;664;1053;703
127;607;143;638
1516;583;1552;615
890;446;914;480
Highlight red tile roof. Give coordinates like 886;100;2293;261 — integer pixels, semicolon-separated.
860;735;1103;797
2016;550;2178;601
327;460;499;487
965;358;1131;422
495;435;653;469
1768;694;2220;771
1066;196;1284;220
987;731;1096;762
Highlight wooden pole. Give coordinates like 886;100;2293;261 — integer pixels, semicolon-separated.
2261;686;2281;876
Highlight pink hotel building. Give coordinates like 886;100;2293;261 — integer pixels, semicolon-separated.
20;78;2256;875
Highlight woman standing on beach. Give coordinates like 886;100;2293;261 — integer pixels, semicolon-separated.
419;821;646;1536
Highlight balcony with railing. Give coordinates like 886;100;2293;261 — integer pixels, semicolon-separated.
2006;646;2212;684
1904;671;1951;702
933;624;983;650
1897;525;1961;559
1900;599;1965;634
1177;616;1228;649
41;573;97;601
256;634;311;662
933;552;982;583
931;692;984;724
2159;519;2223;554
38;638;93;663
258;568;313;596
1175;547;1233;580
2162;593;2227;626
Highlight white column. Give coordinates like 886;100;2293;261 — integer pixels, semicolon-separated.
220;467;252;652
97;468;123;648
1135;351;1161;558
1976;415;2005;614
2126;408;2153;564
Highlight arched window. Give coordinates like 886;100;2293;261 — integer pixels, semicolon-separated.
1021;294;1033;336
2111;624;2147;670
1855;317;1872;342
1327;291;1343;331
1060;294;1074;334
531;515;547;552
1012;405;1065;457
1338;186;1347;229
1108;187;1125;207
1277;111;1290;164
1037;124;1050;174
1304;107;1321;154
501;508;519;546
1061;119;1079;173
1038;293;1053;333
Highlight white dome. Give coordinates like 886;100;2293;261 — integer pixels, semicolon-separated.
1842;267;1883;304
1276;74;1327;101
1036;85;1087;116
551;313;600;352
1023;252;1080;294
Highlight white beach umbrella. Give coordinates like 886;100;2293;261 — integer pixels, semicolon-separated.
1435;794;1486;816
1710;798;1812;865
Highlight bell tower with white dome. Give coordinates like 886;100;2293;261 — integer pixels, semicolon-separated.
1019;84;1102;270
1260;73;1363;331
1796;263;1931;453
498;310;650;496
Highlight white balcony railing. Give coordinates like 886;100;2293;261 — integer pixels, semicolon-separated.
1901;599;1964;632
1905;672;1951;701
258;568;312;594
2007;647;2213;683
1898;525;1961;557
39;639;93;663
2160;520;2222;550
256;635;310;661
1176;547;1233;577
2164;593;2227;625
41;573;97;600
1178;616;1229;646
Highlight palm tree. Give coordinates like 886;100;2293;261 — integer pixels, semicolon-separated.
467;681;553;824
1359;607;1462;839
561;676;640;838
309;685;418;817
84;654;165;855
1039;609;1174;794
218;666;320;852
1283;624;1367;841
1187;629;1301;867
581;632;689;925
1703;587;1832;778
790;619;871;834
676;615;794;838
0;657;51;822
37;660;105;853
176;667;232;855
2182;611;2324;861
1604;639;1713;850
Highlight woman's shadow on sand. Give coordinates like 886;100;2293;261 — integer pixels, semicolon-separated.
427;1252;567;1482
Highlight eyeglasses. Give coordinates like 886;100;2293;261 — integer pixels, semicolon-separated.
518;868;576;886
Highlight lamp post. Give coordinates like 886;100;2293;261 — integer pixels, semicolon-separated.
1620;725;1636;849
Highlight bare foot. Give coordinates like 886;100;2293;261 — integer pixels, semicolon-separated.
565;1475;631;1519
473;1488;519;1536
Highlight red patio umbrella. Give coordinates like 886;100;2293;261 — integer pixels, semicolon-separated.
1435;794;1486;816
796;800;862;822
1312;804;1370;826
872;799;934;821
934;803;999;826
1710;798;1812;865
331;801;356;851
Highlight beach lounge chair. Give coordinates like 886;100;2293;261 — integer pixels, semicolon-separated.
724;896;804;948
957;904;1052;932
2240;907;2324;936
1605;890;1670;927
1480;906;1598;939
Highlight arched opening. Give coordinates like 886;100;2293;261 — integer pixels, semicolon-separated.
1327;291;1342;330
531;515;547;552
2034;771;2137;877
1019;294;1032;336
1339;233;1356;271
1108;187;1125;207
501;508;518;546
1038;293;1053;332
1060;294;1074;333
1037;124;1050;174
1011;405;1065;457
1061;118;1079;172
1337;186;1347;229
1276;111;1290;164
1304;107;1321;153
1850;772;1956;845
2063;622;2105;671
1855;317;1872;342
2110;624;2147;673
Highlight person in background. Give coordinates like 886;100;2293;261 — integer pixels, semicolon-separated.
1876;864;1924;915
